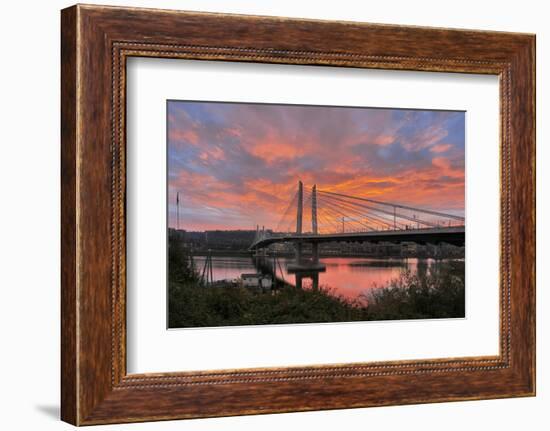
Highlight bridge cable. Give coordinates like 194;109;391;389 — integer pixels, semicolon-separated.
320;195;406;230
318;194;400;230
318;191;440;228
275;190;299;233
318;189;465;222
316;195;376;232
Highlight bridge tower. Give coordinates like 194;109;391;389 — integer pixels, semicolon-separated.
312;184;318;234
296;180;303;234
311;184;319;263
295;181;303;262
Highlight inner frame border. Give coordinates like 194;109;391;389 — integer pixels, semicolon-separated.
113;42;511;388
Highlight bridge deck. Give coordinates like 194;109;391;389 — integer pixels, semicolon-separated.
250;226;465;250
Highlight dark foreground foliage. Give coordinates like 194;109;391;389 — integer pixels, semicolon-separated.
361;260;465;321
168;261;465;329
169;283;366;328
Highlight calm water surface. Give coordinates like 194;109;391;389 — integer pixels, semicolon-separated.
193;256;444;300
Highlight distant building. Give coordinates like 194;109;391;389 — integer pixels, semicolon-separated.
241;273;261;287
401;242;418;254
241;273;272;290
260;276;272;289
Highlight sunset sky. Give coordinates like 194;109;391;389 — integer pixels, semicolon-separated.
167;101;465;232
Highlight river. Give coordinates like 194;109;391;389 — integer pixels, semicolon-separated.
192;256;448;301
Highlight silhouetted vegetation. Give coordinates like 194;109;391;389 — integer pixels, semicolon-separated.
169;283;366;328
361;260;465;321
168;250;465;328
168;230;198;284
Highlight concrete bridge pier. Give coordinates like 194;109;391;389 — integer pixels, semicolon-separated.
288;240;325;272
311;272;319;290
293;271;319;290
312;242;319;264
295;242;303;263
295;273;303;290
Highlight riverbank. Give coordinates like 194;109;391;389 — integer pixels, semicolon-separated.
191;249;464;259
168;260;465;328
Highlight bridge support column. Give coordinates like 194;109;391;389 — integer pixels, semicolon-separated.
295;241;303;263
312;272;319;291
312;242;319;264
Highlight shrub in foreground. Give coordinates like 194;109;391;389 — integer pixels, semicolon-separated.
169;260;464;328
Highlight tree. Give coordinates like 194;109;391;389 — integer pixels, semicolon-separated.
168;230;197;284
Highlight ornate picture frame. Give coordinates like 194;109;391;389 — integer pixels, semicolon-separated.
61;4;535;425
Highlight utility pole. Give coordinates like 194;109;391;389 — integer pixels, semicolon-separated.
201;250;214;287
209;249;213;286
176;192;180;230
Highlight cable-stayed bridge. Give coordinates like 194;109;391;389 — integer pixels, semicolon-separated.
250;181;465;263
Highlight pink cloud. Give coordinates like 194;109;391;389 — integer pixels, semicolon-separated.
371;134;395;146
401;125;448;151
430;143;452;153
169;128;199;146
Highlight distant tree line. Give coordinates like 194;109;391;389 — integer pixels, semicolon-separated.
171;228;259;251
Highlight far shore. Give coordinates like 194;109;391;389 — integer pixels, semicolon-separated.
190;249;460;259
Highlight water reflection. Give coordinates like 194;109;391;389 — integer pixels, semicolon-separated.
193;256;444;300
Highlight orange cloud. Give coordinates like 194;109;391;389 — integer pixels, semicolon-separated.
431;157;451;170
249;137;305;163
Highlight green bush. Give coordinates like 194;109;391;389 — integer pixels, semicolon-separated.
168;233;198;284
362;260;465;320
168;283;365;328
168;260;465;328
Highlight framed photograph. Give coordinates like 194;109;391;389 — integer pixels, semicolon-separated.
61;4;535;425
